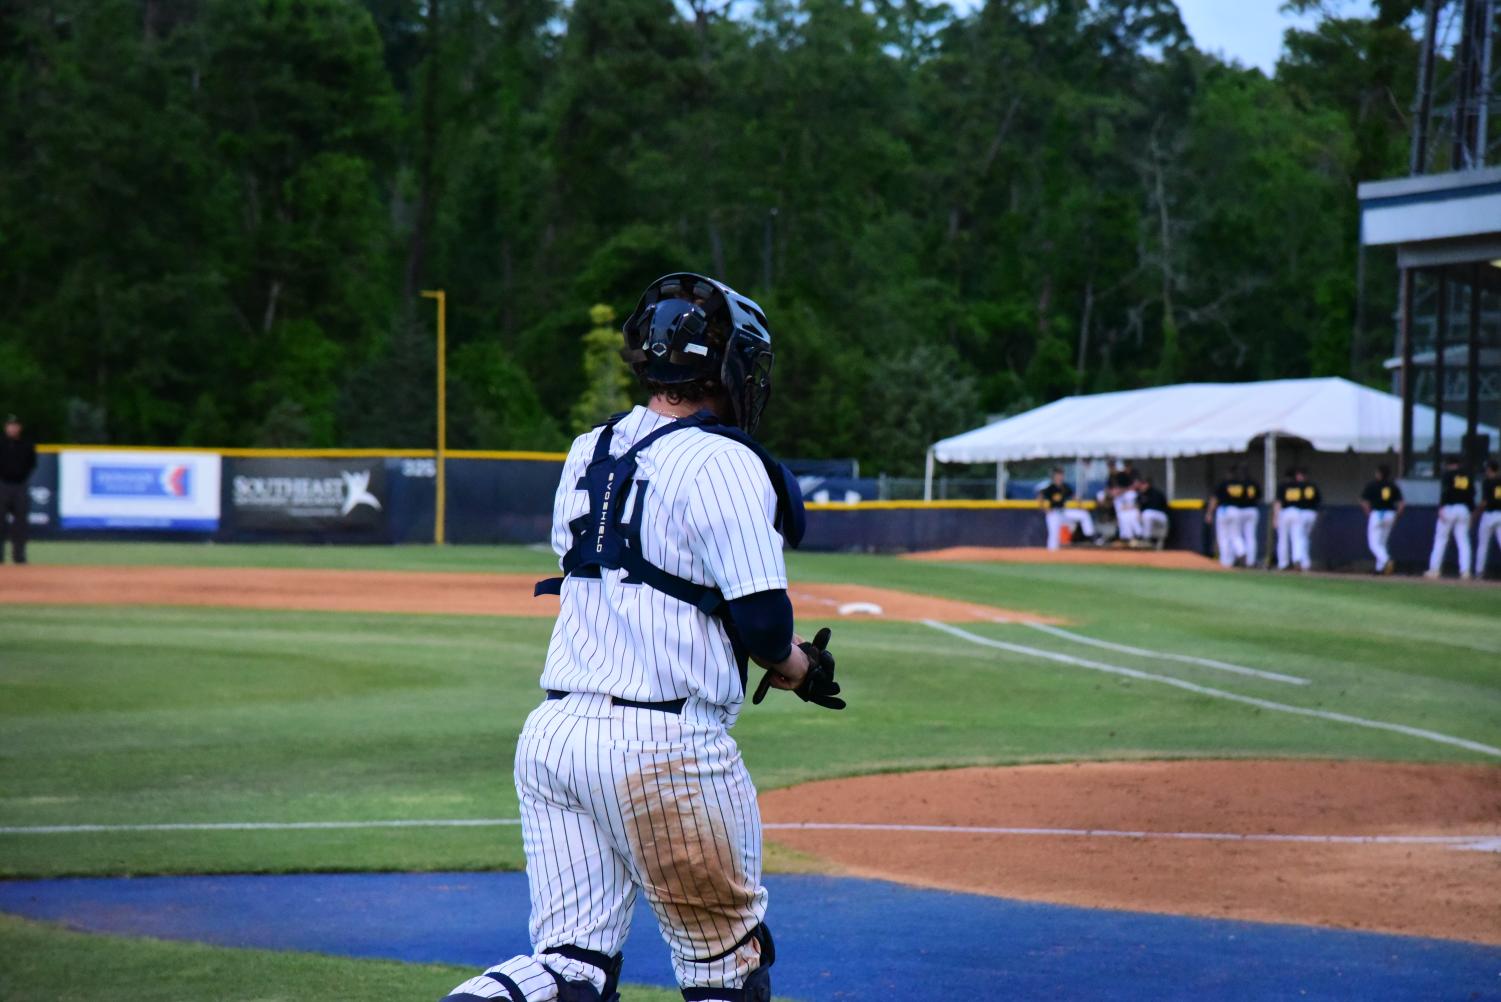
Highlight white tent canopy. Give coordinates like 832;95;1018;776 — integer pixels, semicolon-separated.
931;377;1492;464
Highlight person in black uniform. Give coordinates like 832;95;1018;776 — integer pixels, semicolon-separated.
1476;459;1501;579
1038;466;1094;550
1426;456;1475;580
1205;464;1261;568
1273;468;1300;571
0;414;38;564
1136;475;1170;548
1360;464;1404;574
1274;467;1321;571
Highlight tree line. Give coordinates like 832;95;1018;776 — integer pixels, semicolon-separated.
0;0;1424;474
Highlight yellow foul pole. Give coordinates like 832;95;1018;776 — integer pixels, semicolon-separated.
420;290;447;545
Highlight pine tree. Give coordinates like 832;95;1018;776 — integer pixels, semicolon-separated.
570;305;635;433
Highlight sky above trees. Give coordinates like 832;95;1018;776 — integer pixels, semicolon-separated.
1176;0;1376;73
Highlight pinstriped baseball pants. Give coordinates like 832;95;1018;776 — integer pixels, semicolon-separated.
515;692;769;995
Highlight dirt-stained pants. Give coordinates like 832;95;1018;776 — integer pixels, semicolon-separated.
497;692;768;999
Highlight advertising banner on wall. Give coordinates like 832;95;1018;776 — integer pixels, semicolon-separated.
229;458;387;533
59;450;222;530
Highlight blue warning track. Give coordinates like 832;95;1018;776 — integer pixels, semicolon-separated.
1;872;1497;1001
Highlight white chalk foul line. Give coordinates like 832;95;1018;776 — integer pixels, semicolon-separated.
2;817;1496;852
763;822;1501;852
1018;621;1308;685
922;620;1501;759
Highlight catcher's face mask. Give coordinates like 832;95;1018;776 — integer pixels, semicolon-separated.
621;273;775;435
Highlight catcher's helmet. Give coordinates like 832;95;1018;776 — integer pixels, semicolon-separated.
620;273;774;434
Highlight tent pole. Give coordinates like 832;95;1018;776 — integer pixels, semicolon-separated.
1165;456;1176;500
995;462;1008;501
923;449;935;502
1263;433;1276;568
1075;457;1086;499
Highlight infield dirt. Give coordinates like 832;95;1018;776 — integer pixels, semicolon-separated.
0;564;1056;624
761;760;1501;944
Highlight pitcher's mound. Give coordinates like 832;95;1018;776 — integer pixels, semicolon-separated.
761;760;1501;944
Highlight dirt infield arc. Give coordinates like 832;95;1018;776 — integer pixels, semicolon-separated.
0;564;1057;624
761;760;1501;945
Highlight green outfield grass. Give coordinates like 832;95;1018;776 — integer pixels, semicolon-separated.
1;541;1497;1001
0;915;684;1002
3;541;1497;882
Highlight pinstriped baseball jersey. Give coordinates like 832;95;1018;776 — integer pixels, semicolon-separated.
541;405;788;718
438;403;786;1002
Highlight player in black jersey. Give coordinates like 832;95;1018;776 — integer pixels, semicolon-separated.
1038;467;1094;550
1136;476;1170;549
1273;468;1320;571
1360;464;1404;574
1474;459;1501;579
1206;464;1261;568
1426;456;1475;580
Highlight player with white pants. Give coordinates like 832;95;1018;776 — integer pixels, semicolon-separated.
1206;465;1261;568
1426;457;1475;580
441;274;844;1002
1273;468;1320;571
1135;476;1170;547
1038;467;1094;549
1360;465;1404;574
1114;488;1143;541
1476;460;1501;578
1106;463;1141;541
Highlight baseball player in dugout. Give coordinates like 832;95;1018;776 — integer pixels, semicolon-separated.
1477;459;1501;579
1426;455;1475;580
1273;467;1321;572
1360;464;1404;574
440;274;843;1002
1205;463;1262;568
1109;460;1142;542
1135;475;1170;547
1038;466;1095;550
1;414;37;565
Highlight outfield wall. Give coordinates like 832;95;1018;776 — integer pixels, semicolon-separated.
25;446;1468;571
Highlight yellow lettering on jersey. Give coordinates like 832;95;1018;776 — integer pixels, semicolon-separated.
1381;487;1391;501
1456;476;1470;489
1228;485;1243;498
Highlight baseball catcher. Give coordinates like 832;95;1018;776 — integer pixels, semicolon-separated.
440;273;843;1002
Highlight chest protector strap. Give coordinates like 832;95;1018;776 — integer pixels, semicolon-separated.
534;413;804;646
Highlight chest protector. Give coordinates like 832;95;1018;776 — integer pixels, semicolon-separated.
534;412;805;682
